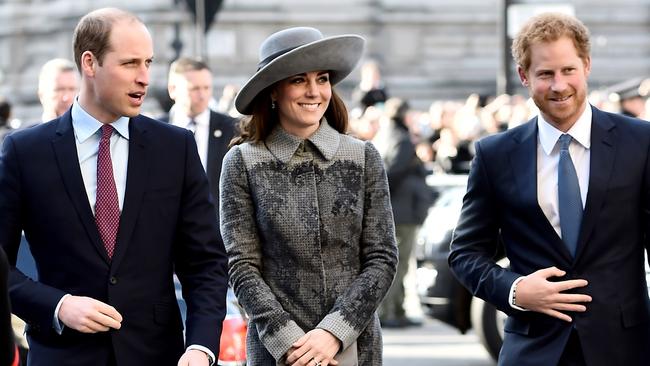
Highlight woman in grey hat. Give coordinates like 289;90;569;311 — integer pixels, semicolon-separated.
219;27;398;366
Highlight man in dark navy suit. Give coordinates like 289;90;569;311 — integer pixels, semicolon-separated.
0;8;227;366
449;13;650;366
162;57;237;215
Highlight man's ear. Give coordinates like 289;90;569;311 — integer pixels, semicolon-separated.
517;65;530;87
81;51;96;77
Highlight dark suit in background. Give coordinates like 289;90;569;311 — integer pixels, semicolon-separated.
160;109;237;211
162;57;238;219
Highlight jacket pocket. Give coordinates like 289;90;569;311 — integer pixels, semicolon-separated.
620;299;650;328
153;302;183;330
504;316;530;335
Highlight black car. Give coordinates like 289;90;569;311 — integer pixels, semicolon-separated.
414;174;650;361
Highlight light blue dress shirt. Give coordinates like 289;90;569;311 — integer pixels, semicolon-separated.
71;101;130;213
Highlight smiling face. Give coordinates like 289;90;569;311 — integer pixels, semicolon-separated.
518;36;591;132
79;19;153;123
272;70;332;138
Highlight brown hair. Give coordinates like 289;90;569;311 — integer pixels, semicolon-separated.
230;85;349;146
72;8;142;71
511;12;591;73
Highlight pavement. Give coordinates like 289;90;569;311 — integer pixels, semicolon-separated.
383;318;495;365
381;256;495;365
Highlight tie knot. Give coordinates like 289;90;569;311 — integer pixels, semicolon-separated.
101;124;114;140
186;119;197;134
558;134;572;151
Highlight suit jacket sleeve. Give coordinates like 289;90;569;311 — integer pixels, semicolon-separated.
0;135;67;330
173;130;228;356
448;139;521;314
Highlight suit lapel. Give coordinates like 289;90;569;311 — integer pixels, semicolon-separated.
509;119;573;262
509;121;539;212
111;116;149;270
51;112;110;264
575;107;616;260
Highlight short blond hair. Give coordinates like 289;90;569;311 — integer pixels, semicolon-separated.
167;57;211;86
38;58;76;94
512;12;591;73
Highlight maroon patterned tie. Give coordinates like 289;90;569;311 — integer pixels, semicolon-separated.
95;124;120;258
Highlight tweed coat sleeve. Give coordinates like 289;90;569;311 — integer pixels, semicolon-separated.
220;146;306;360
316;141;398;349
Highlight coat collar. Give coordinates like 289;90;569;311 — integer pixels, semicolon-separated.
265;119;340;163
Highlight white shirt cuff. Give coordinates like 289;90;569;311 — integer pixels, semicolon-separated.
187;344;216;366
53;294;70;334
508;276;529;311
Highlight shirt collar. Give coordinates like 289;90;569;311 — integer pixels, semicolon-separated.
170;106;210;128
71;99;130;143
265;119;340;163
537;102;592;155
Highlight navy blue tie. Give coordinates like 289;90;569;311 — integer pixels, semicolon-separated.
558;134;583;257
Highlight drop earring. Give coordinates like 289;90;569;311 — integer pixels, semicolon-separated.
271;100;276;109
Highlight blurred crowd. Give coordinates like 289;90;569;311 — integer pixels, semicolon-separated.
348;61;650;176
2;58;650;177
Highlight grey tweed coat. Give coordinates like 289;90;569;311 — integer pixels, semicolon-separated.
220;121;398;365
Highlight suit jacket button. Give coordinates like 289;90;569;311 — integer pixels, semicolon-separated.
109;276;118;285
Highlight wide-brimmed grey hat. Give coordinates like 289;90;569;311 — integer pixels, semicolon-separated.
234;26;365;115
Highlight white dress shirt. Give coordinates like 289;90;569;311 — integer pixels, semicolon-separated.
509;103;592;310
536;104;591;236
170;106;210;170
72;101;130;213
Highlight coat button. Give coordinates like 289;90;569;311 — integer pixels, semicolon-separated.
109;276;118;285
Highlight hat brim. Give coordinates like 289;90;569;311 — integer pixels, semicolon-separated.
235;34;365;115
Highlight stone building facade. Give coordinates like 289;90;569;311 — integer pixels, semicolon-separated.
1;0;650;120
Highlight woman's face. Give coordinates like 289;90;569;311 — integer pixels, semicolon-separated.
272;70;332;137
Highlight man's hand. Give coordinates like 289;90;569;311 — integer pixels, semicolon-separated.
285;329;340;366
515;266;592;322
58;295;122;333
177;349;211;366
